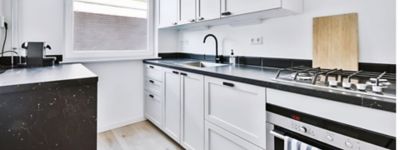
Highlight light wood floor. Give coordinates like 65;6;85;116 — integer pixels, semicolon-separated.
97;121;183;150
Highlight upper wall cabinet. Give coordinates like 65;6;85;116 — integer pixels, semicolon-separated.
159;0;179;27
158;0;303;29
179;0;198;25
198;0;221;21
221;0;281;16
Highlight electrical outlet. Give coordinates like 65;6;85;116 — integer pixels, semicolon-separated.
0;16;5;28
250;37;263;45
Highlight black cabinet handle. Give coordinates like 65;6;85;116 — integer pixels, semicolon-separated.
149;94;154;98
199;17;205;21
223;82;235;87
221;11;232;16
149;65;154;69
189;19;196;22
173;22;178;25
173;71;179;74
180;73;188;76
149;80;154;84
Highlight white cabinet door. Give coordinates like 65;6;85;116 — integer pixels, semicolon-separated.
181;72;204;150
198;0;220;21
144;92;163;127
205;77;266;149
159;0;179;27
179;0;197;24
222;0;281;16
164;69;182;142
205;122;263;150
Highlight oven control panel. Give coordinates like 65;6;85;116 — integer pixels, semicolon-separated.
291;122;363;149
268;112;389;150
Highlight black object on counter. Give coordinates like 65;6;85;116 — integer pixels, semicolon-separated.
22;42;55;67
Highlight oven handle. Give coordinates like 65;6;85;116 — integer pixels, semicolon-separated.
270;130;286;140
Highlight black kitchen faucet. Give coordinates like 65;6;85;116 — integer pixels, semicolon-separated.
203;34;222;63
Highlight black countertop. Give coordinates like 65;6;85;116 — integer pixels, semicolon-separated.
0;64;97;87
144;59;396;112
0;64;98;94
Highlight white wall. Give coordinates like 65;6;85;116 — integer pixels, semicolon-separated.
178;0;396;64
0;0;12;52
16;0;65;55
0;0;3;40
84;60;145;132
4;0;146;132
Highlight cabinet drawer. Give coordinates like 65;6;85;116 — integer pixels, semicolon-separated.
144;64;164;82
205;77;266;149
144;92;163;127
145;78;163;94
205;122;263;150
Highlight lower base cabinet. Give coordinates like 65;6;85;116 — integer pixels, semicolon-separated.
182;72;205;150
144;64;165;129
205;122;264;150
164;69;182;142
144;64;267;150
144;91;163;127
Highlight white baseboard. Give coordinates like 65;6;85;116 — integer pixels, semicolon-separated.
97;117;146;133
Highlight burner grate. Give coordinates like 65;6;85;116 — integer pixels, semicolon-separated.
275;66;396;84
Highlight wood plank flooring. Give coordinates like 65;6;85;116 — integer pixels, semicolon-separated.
97;121;183;150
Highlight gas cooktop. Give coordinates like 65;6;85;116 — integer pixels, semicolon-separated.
274;66;396;100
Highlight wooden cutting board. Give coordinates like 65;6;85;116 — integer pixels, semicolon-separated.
313;13;359;71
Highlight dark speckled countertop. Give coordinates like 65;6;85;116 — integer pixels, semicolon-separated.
0;64;98;88
0;63;98;149
144;59;396;112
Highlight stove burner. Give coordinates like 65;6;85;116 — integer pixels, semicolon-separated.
274;66;396;98
291;72;313;80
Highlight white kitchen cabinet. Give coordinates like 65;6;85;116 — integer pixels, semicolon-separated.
198;0;221;21
221;0;281;16
144;91;163;127
179;0;197;24
158;0;302;29
205;77;266;149
144;64;165;128
159;0;179;27
181;72;204;150
164;69;182;142
205;122;264;150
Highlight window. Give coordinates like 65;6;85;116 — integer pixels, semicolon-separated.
65;0;156;61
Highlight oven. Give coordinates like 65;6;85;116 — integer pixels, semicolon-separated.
266;104;396;150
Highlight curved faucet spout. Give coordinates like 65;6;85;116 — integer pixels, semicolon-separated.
203;34;220;63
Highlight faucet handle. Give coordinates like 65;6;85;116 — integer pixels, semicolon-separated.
216;55;224;63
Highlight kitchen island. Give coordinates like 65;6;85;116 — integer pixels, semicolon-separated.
0;64;98;150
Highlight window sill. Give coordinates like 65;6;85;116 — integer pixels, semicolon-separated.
62;56;160;63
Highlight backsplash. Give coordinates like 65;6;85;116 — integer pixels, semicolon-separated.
169;0;395;64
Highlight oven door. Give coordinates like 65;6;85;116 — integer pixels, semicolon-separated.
266;123;340;150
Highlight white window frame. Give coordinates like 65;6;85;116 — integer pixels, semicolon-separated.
64;0;157;62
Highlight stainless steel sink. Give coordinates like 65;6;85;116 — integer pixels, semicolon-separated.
181;61;228;68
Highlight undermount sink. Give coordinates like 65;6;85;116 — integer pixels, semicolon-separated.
181;61;228;68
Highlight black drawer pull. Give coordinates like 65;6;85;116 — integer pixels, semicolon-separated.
149;94;154;98
149;80;154;84
149;66;154;69
221;11;232;16
173;71;179;74
223;82;235;87
180;73;188;76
